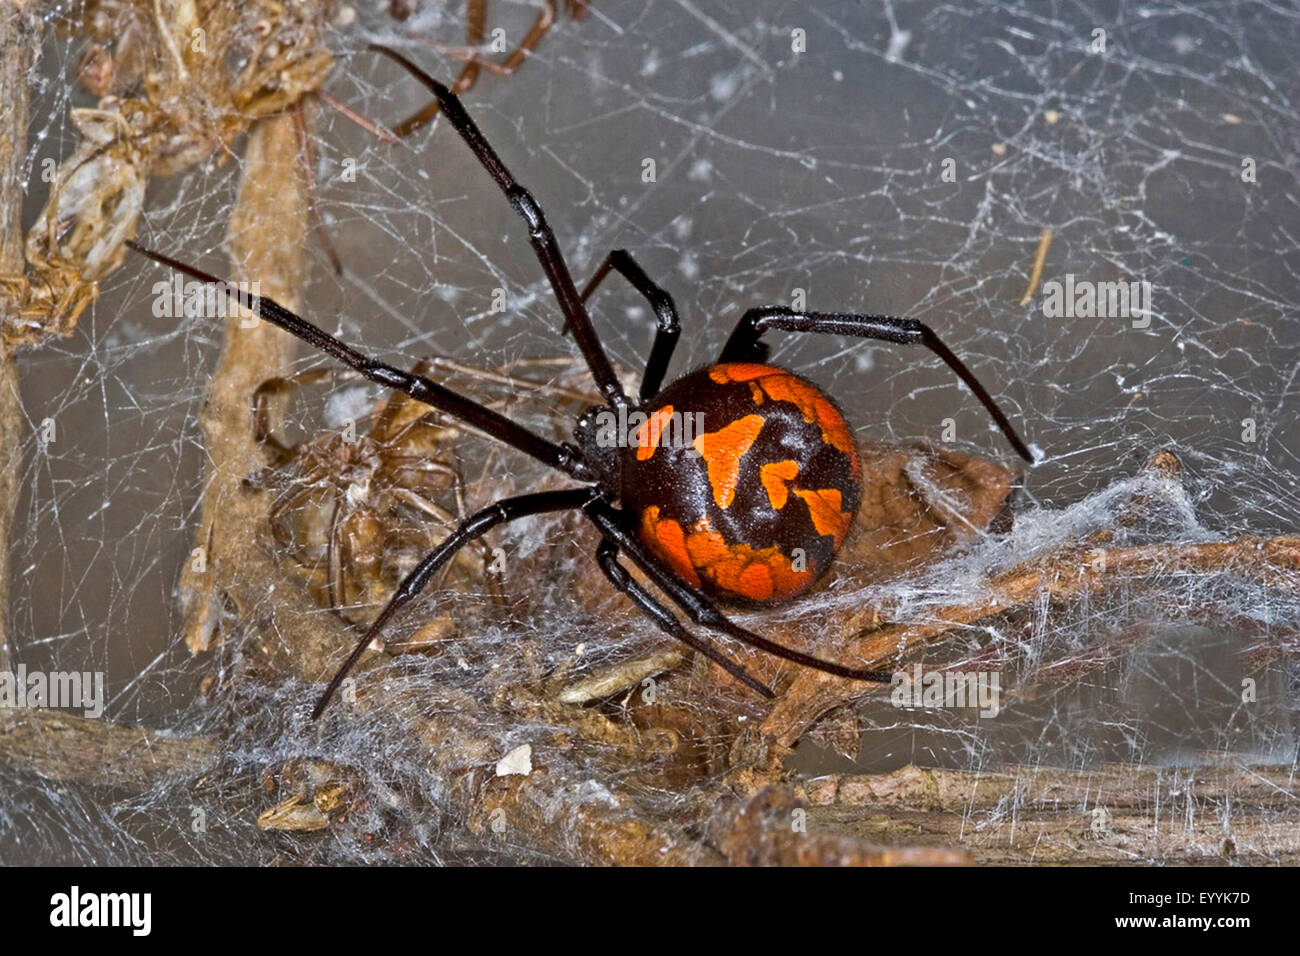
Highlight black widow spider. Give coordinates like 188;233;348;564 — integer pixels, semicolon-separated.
128;45;1035;720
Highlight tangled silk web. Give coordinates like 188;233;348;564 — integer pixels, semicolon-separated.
3;0;1299;863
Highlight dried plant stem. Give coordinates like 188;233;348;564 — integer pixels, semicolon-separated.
177;110;358;681
0;710;215;786
0;3;38;677
762;534;1300;755
803;763;1300;864
404;703;966;865
805;762;1300;811
1018;227;1053;305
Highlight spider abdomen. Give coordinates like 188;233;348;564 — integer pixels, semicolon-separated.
621;363;861;604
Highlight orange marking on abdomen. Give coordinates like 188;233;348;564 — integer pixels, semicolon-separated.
708;364;859;475
634;405;674;461
684;520;732;568
708;364;774;385
759;459;800;510
640;505;701;588
736;563;775;602
692;413;764;508
755;373;857;460
682;516;814;602
793;487;853;548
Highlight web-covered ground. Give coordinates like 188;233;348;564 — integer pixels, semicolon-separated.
2;0;1298;863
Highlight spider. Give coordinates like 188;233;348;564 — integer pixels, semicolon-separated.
128;45;1035;720
247;355;598;628
248;359;503;628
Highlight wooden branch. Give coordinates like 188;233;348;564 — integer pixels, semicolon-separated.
802;763;1300;864
0;1;38;673
0;710;215;787
709;786;971;866
276;695;970;866
422;688;973;865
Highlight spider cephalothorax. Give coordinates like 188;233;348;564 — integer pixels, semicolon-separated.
129;45;1035;718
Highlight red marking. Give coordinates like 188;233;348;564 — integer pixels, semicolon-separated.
753;374;856;460
683;516;813;602
737;563;774;600
692;413;764;508
640;505;701;588
708;364;775;385
793;487;852;548
634;405;674;461
759;459;800;510
640;508;817;602
708;364;860;477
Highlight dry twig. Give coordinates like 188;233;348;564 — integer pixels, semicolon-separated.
0;2;37;673
803;763;1300;864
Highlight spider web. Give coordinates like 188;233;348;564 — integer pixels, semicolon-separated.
3;0;1299;864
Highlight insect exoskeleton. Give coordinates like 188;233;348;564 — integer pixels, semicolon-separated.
621;363;862;605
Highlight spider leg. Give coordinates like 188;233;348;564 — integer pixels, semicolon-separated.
387;487;473;592
391;0;489;137
127;242;590;481
394;454;508;604
593;540;774;699
316;90;401;145
252;367;354;460
292;100;343;277
369;44;629;411
392;0;567;138
313;486;595;718
719;306;1034;463
583;499;897;688
578;250;681;403
326;496;346;613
